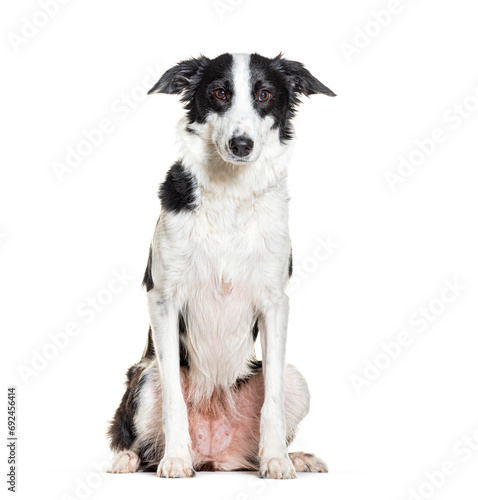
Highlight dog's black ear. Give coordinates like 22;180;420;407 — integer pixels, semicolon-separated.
148;56;210;95
272;55;336;97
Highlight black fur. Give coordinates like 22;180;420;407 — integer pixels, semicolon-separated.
289;250;293;278
142;326;155;359
108;364;146;451
234;359;263;388
250;53;335;142
271;55;336;97
248;359;263;372
182;53;234;125
138;439;165;472
178;312;190;368
159;161;197;213
142;246;154;292
148;54;234;126
148;56;210;96
252;319;259;342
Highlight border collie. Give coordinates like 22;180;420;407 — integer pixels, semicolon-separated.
107;53;335;479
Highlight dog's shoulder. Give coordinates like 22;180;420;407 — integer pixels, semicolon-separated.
158;161;198;214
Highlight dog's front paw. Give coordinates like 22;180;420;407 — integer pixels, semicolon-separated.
259;456;297;479
157;456;195;478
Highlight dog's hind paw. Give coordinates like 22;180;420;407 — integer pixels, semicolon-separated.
289;452;328;473
157;457;195;478
107;451;140;473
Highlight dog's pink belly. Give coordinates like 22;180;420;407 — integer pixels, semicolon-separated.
191;415;232;457
182;369;265;470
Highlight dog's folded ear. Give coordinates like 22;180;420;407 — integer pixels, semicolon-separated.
272;55;336;97
148;56;210;95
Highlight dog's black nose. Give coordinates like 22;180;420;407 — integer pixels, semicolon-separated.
229;136;254;158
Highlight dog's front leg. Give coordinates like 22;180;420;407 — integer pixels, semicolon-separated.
259;294;296;479
148;290;194;478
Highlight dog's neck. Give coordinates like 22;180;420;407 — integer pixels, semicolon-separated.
175;118;293;200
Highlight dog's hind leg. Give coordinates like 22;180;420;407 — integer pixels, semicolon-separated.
213;363;327;474
107;361;154;473
288;452;328;473
283;364;328;474
108;451;141;474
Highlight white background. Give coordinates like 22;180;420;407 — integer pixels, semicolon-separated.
2;1;478;499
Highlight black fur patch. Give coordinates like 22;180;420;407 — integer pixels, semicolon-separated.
158;161;197;213
178;312;190;368
142;326;155;359
142;246;154;292
252;319;259;342
249;53;335;142
248;359;263;372
183;53;234;125
107;364;146;451
289;250;293;278
148;54;234;126
138;439;165;472
148;56;209;96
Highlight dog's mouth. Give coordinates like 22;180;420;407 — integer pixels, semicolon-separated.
221;154;255;165
217;144;258;165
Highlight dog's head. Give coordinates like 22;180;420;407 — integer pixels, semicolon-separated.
148;53;335;165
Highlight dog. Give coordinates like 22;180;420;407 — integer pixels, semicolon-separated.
107;53;335;479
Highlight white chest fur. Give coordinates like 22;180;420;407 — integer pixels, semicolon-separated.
152;176;291;394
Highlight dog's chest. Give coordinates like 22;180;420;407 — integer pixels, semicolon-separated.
185;190;288;297
179;190;288;389
157;184;290;390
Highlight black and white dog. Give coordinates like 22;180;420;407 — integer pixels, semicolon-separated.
107;53;335;479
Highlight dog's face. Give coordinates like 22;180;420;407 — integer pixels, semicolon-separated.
148;53;335;164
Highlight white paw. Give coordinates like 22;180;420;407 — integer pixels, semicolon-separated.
289;452;328;473
107;451;140;473
259;456;297;479
157;456;195;478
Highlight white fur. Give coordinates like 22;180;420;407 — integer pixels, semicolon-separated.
108;451;140;474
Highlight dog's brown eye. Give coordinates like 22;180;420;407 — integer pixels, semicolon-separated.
257;90;271;102
214;88;227;100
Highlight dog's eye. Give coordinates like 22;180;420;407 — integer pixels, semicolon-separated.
257;90;271;102
214;88;227;100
